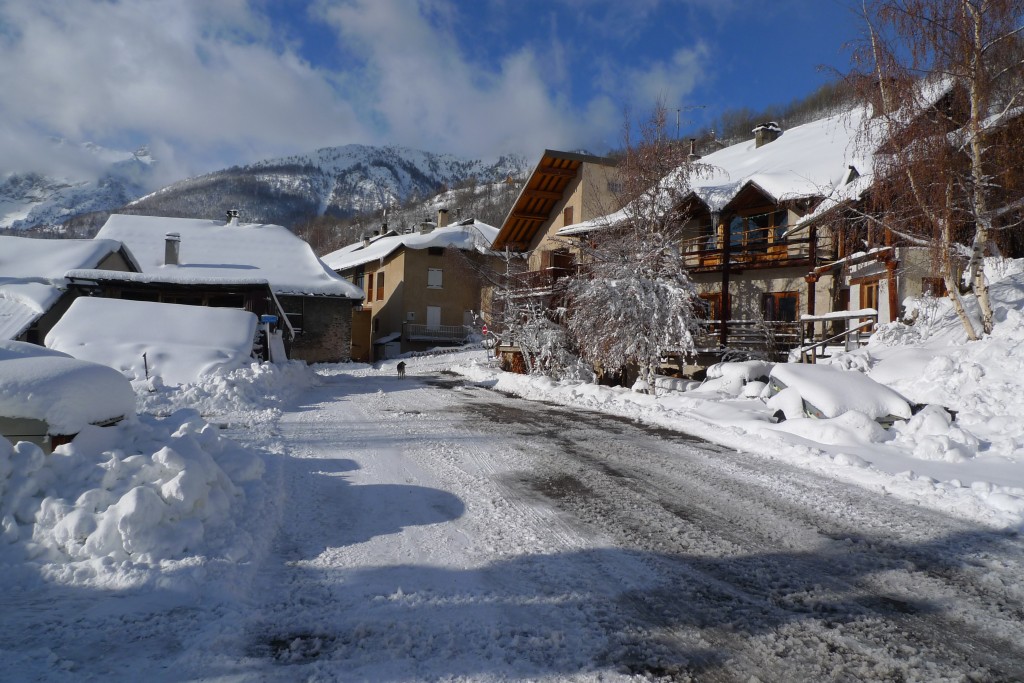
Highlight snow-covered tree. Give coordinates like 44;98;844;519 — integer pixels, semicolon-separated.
562;102;708;388
564;226;702;388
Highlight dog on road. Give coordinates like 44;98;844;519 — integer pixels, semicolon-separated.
397;361;406;378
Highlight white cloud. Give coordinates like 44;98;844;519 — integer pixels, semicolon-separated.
625;43;711;111
0;0;368;177
315;0;607;159
0;0;719;183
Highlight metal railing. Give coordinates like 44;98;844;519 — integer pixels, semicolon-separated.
797;310;878;363
403;323;472;342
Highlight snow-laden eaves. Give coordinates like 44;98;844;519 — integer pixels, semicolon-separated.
560;108;873;237
322;219;499;272
65;268;271;288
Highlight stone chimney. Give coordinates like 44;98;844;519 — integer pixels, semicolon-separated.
420;219;434;234
225;208;240;224
164;233;181;266
436;208;450;229
753;122;783;148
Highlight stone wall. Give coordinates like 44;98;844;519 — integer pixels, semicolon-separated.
281;295;354;363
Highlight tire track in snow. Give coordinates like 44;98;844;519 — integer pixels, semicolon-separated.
456;390;1024;682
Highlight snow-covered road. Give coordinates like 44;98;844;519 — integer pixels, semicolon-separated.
9;364;1024;681
182;367;1024;681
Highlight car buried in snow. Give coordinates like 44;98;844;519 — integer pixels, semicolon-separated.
766;362;913;426
0;341;135;452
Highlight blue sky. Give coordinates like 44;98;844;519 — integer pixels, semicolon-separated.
0;0;864;181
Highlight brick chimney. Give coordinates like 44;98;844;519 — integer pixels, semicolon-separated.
164;233;180;266
753;122;783;148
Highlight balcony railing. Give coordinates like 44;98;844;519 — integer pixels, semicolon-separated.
694;319;803;359
404;323;472;342
681;229;820;271
514;267;573;292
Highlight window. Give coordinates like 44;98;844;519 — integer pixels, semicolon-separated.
353;272;364;290
860;280;880;311
427;268;443;289
280;297;305;332
725;209;788;251
699;293;722;329
366;273;374;302
428;246;444;256
563;206;574;226
762;291;799;322
376;272;384;300
208;294;245;308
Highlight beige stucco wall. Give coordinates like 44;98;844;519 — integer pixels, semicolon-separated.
527;163;620;271
399;248;483;328
342;242;497;357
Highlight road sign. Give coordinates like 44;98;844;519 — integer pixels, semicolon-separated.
481;325;488;335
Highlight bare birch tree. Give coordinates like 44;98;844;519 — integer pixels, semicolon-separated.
854;0;1024;339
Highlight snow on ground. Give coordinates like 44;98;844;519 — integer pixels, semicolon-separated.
450;264;1024;530
1;360;318;591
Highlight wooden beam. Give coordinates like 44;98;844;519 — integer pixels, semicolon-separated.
537;165;577;178
521;188;563;200
510;210;549;222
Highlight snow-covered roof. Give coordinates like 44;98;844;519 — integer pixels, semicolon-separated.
45;297;259;387
0;236;126;339
95;214;363;299
560;108;873;237
322;219;499;272
0;339;135;435
65;268;271;288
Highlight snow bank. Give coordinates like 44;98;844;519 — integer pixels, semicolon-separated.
0;409;269;588
691;360;773;396
135;360;320;424
0;340;135;435
46;297;258;386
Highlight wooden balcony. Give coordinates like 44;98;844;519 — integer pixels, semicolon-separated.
694;319;803;360
515;266;573;292
681;228;821;273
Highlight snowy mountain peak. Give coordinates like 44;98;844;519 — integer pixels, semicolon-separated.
125;145;527;228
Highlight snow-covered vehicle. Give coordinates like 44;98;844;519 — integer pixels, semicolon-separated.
0;341;135;451
693;360;774;396
766;362;912;424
